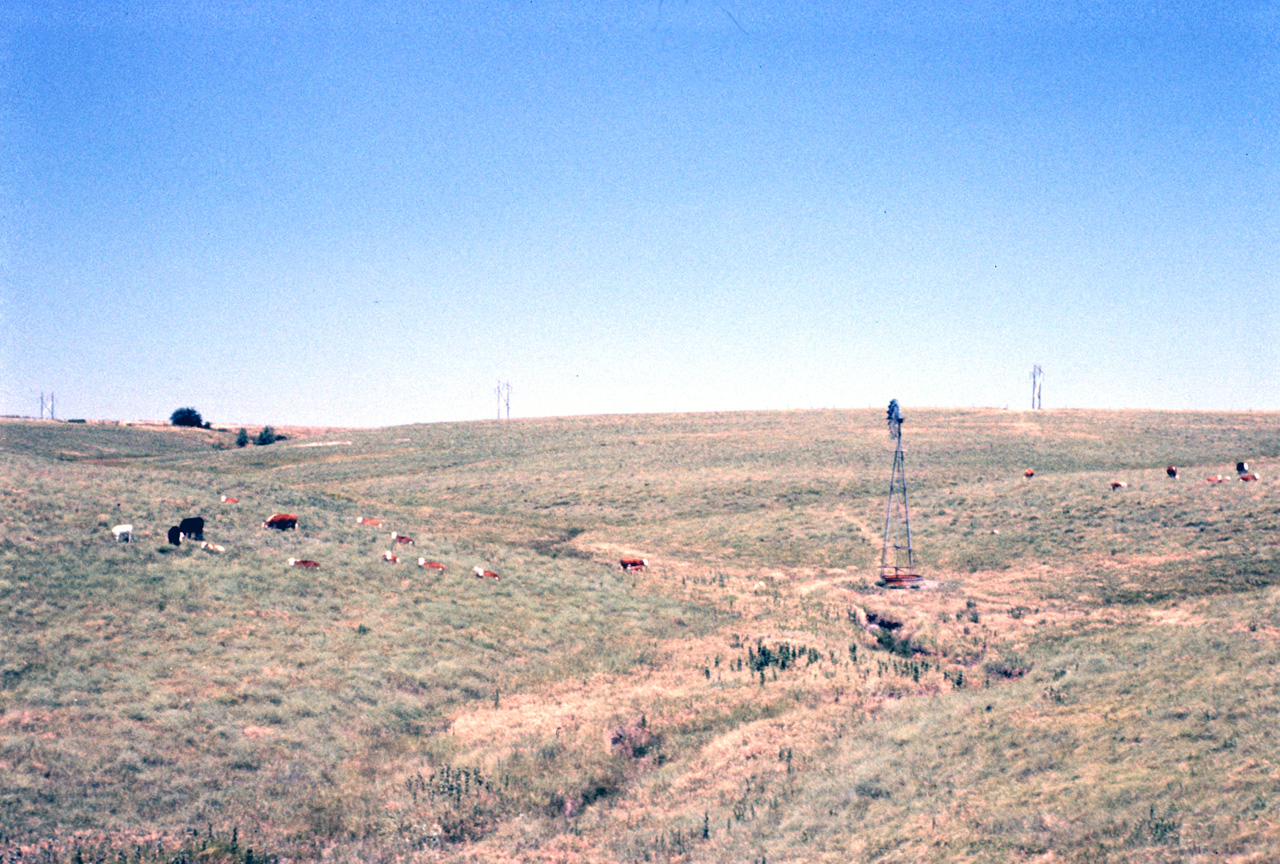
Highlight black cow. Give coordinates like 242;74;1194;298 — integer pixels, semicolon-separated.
167;526;182;546
178;517;205;541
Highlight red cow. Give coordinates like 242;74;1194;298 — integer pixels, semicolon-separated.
391;532;415;546
473;566;500;580
1109;481;1128;491
1023;469;1035;479
418;559;446;572
620;557;648;571
221;495;239;504
1240;473;1259;482
263;513;298;530
357;517;383;526
382;551;400;564
1166;466;1178;479
288;558;320;570
1206;475;1226;484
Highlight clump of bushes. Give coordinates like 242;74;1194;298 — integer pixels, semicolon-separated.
608;715;660;759
170;407;203;428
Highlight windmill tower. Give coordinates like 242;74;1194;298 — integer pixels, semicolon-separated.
880;399;922;587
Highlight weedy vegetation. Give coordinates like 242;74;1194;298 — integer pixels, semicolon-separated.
0;409;1277;862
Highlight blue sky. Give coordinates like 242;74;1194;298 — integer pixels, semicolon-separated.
2;1;1276;426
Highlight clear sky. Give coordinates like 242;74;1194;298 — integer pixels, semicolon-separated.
2;1;1277;426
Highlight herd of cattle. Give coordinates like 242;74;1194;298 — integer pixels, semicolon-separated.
107;499;650;578
1023;461;1260;488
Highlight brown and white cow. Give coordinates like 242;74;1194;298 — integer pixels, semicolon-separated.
288;558;320;569
221;495;239;504
473;566;500;580
418;559;446;572
1166;466;1179;479
1240;473;1259;482
357;517;383;526
620;557;648;571
391;532;415;546
263;513;298;530
382;551;400;564
1206;474;1226;484
1023;469;1035;479
1109;481;1128;491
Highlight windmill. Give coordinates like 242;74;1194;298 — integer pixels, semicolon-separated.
880;399;922;587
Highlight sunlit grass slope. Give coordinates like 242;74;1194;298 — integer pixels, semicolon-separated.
0;409;1277;863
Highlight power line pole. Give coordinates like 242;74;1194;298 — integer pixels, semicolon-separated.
50;393;55;421
494;380;511;420
1031;365;1043;410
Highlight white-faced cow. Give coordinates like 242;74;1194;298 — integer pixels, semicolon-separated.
473;566;500;581
263;513;298;531
288;558;321;569
1023;469;1035;479
221;495;239;504
391;532;415;546
357;517;383;526
1166;466;1179;479
620;557;648;571
382;551;400;564
178;517;204;541
1109;481;1128;491
418;559;446;572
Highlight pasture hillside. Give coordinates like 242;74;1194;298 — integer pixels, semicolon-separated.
0;409;1277;863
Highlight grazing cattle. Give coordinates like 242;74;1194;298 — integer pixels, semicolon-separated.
1166;466;1179;479
199;541;225;553
111;524;132;543
391;532;415;546
418;559;446;572
1206;474;1226;484
288;558;321;569
357;517;383;526
167;526;182;546
473;566;500;581
178;517;205;541
620;557;648;571
221;495;239;504
1237;462;1249;475
382;551;400;564
1023;469;1035;479
263;513;298;531
1240;473;1259;482
1109;481;1128;491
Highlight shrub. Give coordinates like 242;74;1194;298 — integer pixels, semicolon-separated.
236;428;249;447
256;426;278;446
169;407;203;427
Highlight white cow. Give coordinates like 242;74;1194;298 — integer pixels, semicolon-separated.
112;524;133;543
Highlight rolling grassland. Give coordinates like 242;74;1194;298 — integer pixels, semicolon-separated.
1;409;1278;863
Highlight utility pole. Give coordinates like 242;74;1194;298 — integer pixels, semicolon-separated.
494;380;511;420
49;393;55;421
1031;365;1043;410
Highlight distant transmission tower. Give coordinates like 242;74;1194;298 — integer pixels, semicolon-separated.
1031;365;1043;410
38;392;55;420
495;380;511;420
879;399;921;588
